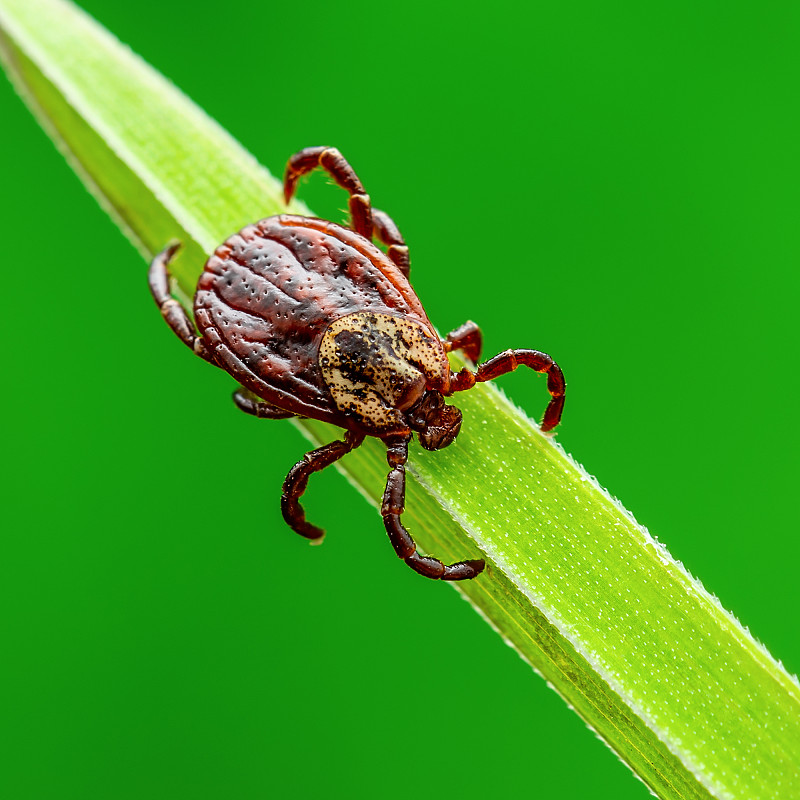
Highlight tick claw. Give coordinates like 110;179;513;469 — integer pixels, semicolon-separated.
442;559;486;581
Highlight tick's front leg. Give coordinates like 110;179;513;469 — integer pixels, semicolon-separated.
382;437;485;580
451;349;565;432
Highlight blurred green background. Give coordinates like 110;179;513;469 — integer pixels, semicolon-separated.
2;1;799;798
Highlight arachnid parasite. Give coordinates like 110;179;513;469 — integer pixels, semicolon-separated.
149;147;566;581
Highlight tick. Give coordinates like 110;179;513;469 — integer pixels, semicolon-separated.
149;146;566;581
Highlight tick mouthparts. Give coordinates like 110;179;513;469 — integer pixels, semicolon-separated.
417;403;463;451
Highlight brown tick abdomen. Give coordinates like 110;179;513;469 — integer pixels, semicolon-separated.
194;215;436;422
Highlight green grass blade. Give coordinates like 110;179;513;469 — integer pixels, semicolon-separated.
1;1;798;797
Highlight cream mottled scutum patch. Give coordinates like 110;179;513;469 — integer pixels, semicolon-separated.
319;312;447;432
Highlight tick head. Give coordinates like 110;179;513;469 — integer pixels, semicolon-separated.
407;391;463;451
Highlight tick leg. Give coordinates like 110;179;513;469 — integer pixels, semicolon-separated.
233;387;295;420
148;243;214;363
283;146;373;239
444;321;483;363
372;207;410;277
382;437;485;581
282;431;365;542
451;350;566;432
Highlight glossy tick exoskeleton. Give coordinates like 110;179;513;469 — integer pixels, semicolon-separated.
149;146;566;581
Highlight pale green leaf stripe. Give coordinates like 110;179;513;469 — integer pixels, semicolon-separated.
2;1;798;797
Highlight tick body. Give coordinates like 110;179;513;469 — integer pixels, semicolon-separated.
149;146;566;581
